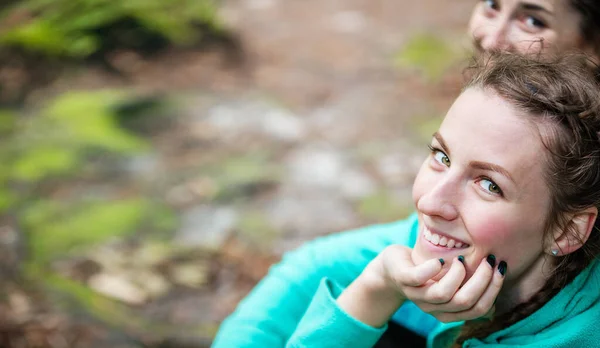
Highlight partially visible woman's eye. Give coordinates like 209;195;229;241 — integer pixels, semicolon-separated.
483;0;499;11
523;15;547;30
478;178;503;195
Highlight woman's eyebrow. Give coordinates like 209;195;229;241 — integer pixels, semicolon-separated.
469;161;516;184
432;132;450;156
520;2;554;15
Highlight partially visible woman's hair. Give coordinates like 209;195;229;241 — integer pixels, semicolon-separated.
452;53;600;347
570;0;600;57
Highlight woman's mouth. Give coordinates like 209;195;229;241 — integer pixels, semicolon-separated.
423;226;470;249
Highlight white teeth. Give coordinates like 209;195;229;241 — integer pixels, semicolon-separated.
423;227;467;249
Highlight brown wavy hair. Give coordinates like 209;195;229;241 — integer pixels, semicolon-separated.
570;0;600;57
450;53;600;347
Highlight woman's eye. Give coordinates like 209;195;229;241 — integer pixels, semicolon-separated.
520;15;548;32
483;0;499;11
523;15;546;29
433;150;451;167
478;178;502;195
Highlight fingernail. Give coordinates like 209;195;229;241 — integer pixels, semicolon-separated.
458;255;465;264
486;254;496;268
498;261;507;276
439;258;445;266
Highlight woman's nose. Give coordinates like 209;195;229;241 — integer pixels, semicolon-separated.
417;178;460;221
480;22;512;52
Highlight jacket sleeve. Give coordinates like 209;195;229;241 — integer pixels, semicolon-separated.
211;213;420;347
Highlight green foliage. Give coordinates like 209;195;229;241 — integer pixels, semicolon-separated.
5;91;147;183
0;0;220;58
0;110;17;134
24;199;148;264
394;33;466;81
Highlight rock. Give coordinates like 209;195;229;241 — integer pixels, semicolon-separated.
266;189;359;238
205;100;307;142
133;241;172;268
132;270;171;299
122;153;159;179
88;273;147;305
330;11;367;34
170;262;210;289
338;169;377;199
376;152;423;186
89;244;128;273
262;108;306;141
174;205;238;250
9;291;31;322
286;144;346;188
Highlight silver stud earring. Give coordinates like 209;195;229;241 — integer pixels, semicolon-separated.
551;249;559;256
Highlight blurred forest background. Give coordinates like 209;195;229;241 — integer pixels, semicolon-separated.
0;0;474;347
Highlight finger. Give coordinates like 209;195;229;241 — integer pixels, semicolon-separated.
434;260;506;322
395;257;444;287
442;256;495;312
381;245;444;287
407;255;467;306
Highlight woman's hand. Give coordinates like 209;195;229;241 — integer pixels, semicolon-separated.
337;245;506;327
377;245;506;323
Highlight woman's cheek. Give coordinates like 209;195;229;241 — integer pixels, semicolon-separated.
469;213;531;268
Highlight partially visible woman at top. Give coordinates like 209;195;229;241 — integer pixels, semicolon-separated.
211;1;600;347
469;0;600;59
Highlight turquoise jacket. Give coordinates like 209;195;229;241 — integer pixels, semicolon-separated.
212;213;600;347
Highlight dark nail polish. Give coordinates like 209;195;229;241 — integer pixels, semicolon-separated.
458;255;465;264
486;254;496;268
498;261;507;276
439;258;445;266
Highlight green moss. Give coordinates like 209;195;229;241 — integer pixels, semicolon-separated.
46;91;147;153
3;90;148;183
0;110;17;134
11;146;79;181
24;199;148;264
394;33;465;81
358;191;413;222
39;272;135;325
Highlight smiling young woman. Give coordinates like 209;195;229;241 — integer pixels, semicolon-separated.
212;53;600;347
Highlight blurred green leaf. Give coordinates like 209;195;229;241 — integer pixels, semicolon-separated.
46;91;147;153
24;199;148;263
0;0;221;58
10;146;78;181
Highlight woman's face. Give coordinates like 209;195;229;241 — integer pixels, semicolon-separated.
411;88;553;289
469;0;587;56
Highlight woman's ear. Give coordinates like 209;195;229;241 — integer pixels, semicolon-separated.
550;207;598;256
